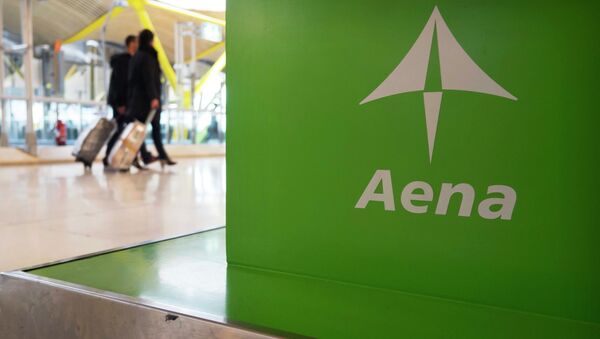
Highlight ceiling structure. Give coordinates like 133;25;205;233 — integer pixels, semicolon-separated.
1;0;225;63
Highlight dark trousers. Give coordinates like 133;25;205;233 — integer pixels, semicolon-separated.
139;110;168;161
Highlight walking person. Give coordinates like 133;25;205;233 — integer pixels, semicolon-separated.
103;35;146;170
128;29;176;167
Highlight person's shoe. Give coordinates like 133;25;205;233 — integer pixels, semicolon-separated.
160;158;177;169
132;159;148;171
142;155;159;165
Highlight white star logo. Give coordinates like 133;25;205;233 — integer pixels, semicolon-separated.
360;7;517;163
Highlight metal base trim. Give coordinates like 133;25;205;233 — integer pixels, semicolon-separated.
0;271;280;339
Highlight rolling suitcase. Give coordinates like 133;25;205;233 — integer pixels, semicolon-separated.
108;109;157;170
72;116;117;169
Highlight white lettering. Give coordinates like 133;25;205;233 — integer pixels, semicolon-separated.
477;185;517;220
355;170;396;211
435;183;475;217
401;181;433;214
356;171;516;220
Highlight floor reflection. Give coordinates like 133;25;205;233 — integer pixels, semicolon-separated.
0;157;226;272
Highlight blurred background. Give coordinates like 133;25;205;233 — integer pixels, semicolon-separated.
0;0;226;152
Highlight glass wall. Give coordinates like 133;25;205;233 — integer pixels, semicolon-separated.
161;109;226;145
0;32;227;149
1;97;225;146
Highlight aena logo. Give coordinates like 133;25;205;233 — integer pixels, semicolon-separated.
356;7;517;220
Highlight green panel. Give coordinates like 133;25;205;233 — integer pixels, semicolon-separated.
227;0;600;325
29;230;600;338
227;265;600;339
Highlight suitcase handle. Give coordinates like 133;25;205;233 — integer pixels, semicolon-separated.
145;109;157;125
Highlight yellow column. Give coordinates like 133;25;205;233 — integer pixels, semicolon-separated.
184;40;225;109
183;91;192;109
195;52;226;95
186;42;225;64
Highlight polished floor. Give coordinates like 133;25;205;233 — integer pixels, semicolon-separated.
0;157;225;272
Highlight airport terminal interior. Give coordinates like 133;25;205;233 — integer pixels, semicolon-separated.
0;0;599;338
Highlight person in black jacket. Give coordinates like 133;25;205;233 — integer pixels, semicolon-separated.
128;29;176;166
103;35;145;169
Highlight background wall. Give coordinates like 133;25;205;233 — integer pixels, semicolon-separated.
227;0;600;324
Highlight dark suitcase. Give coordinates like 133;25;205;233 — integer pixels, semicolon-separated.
72;117;117;169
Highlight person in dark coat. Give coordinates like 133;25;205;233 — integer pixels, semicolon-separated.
104;35;140;167
128;29;176;166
